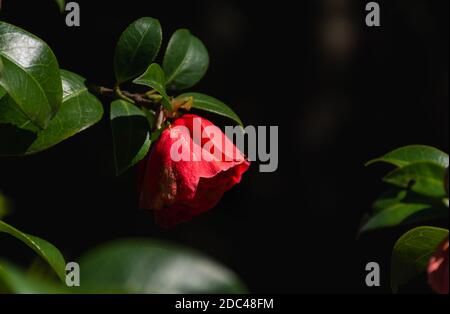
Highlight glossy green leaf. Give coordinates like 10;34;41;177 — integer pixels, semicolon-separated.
114;17;162;84
0;21;62;129
133;63;172;110
0;260;67;294
391;226;448;293
178;92;243;126
0;70;103;156
0;94;40;155
163;29;209;90
110;100;151;175
0;54;52;129
383;162;447;198
28;70;103;153
0;220;66;282
77;239;248;294
372;189;409;213
54;0;65;12
361;189;449;233
367;145;449;168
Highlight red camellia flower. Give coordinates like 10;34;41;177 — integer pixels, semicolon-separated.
138;114;250;228
428;236;449;294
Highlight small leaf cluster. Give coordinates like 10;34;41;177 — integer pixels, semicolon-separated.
111;17;242;175
0;17;243;177
364;145;449;292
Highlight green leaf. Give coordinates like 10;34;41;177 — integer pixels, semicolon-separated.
361;189;449;233
366;145;449;168
361;203;429;232
362;202;447;233
0;21;63;129
110;100;151;175
178;92;243;126
0;260;67;294
54;0;65;12
77;239;248;294
114;17;162;84
0;220;66;282
391;226;448;293
133;63;172;110
383;162;447;198
163;29;209;90
0;70;104;156
0;94;40;155
372;189;409;213
27;70;104;154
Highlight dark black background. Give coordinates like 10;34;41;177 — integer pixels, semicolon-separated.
0;0;448;293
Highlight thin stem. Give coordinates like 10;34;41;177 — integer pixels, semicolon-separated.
114;85;135;104
89;83;161;110
155;106;165;130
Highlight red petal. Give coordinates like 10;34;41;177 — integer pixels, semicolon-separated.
138;114;250;227
428;237;449;294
